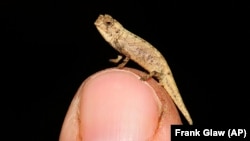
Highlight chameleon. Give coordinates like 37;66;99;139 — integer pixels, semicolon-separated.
94;14;193;125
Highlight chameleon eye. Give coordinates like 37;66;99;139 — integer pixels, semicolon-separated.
105;21;112;26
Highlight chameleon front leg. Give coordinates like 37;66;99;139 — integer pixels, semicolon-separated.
109;55;123;63
109;55;130;68
117;56;130;68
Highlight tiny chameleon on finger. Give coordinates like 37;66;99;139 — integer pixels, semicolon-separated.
94;14;193;125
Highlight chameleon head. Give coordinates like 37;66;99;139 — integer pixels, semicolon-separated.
94;14;123;44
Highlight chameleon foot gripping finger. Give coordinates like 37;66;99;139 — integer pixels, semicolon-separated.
94;14;193;125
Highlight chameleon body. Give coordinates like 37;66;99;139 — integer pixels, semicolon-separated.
94;14;193;125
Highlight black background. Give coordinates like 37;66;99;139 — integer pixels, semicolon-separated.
1;0;249;140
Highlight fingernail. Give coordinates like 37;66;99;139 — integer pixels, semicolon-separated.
79;69;162;141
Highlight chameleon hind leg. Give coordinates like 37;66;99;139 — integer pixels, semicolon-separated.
140;71;163;82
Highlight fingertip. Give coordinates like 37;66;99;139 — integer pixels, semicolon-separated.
80;68;162;140
59;68;182;141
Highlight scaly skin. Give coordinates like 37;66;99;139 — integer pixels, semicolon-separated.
94;14;193;125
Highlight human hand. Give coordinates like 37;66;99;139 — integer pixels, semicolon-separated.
59;68;182;141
